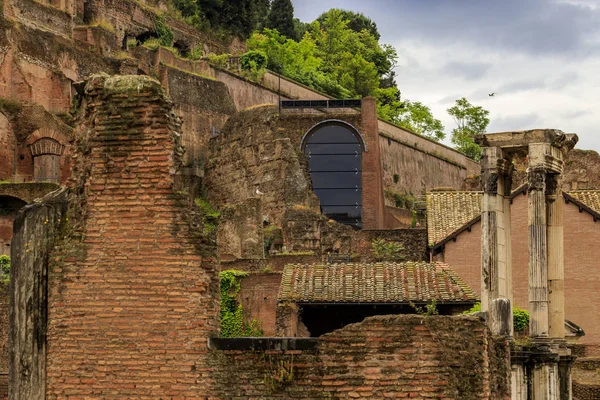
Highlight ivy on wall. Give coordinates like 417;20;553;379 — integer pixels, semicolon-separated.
220;270;263;337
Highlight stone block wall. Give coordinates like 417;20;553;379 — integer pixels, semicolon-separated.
208;315;510;399
12;74;221;399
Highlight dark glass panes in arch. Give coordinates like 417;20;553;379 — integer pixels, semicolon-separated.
304;124;362;229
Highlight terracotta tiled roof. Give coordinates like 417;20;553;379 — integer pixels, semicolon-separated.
427;188;600;249
565;191;600;215
426;191;482;246
278;262;477;304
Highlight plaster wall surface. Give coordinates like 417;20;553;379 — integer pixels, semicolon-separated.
439;193;600;345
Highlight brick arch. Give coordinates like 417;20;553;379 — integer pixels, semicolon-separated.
29;137;64;157
24;127;68;147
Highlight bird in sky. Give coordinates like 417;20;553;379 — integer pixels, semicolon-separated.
489;93;496;97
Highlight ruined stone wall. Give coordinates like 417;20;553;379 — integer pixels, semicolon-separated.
163;65;236;165
208;315;510;399
206;107;348;229
37;75;219;398
439;193;600;345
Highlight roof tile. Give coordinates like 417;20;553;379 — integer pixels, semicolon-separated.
278;262;477;304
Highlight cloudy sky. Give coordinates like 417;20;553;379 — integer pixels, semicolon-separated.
292;0;600;152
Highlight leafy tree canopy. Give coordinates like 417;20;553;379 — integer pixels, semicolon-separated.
447;97;490;160
316;8;381;40
267;0;296;40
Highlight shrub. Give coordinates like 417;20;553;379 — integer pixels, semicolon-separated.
463;302;530;332
206;53;231;69
188;43;203;60
0;255;9;283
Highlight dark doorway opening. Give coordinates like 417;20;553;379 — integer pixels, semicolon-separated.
304;122;363;229
300;303;473;337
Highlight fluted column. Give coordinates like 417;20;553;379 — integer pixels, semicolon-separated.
481;147;513;336
547;174;565;339
528;165;549;339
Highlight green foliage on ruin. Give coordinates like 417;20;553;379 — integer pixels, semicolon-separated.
206;53;230;69
220;270;263;338
371;238;405;262
153;14;174;47
194;198;220;234
0;255;9;283
464;302;530;332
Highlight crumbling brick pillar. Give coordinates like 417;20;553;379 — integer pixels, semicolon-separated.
360;96;385;229
480;146;513;335
8;74;220;399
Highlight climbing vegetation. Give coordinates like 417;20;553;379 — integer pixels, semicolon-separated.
220;270;263;337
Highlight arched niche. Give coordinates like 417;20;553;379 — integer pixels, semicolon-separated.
301;121;366;229
29;137;64;183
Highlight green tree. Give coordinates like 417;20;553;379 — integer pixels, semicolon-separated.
447;97;490;160
267;0;295;39
398;100;445;141
317;9;380;40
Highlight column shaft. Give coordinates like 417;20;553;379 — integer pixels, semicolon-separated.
547;175;565;339
528;167;549;338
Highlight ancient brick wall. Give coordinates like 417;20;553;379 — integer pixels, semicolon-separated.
440;192;600;346
208;315;510;399
239;273;282;337
39;74;219;399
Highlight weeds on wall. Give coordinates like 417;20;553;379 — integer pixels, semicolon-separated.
463;302;530;332
0;255;9;283
371;238;405;262
410;299;439;316
264;355;295;393
194;198;220;234
220;270;263;337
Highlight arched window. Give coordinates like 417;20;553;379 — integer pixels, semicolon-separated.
302;121;365;229
29;137;64;183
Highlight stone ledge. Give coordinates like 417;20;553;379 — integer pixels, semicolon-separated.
208;337;319;351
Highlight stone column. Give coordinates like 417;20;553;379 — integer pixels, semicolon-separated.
528;145;549;339
480;147;513;335
546;174;565;339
